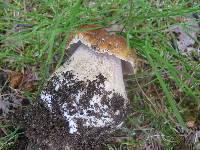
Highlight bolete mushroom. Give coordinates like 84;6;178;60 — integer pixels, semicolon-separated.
39;25;137;149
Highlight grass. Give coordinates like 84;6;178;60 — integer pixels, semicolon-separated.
0;0;200;149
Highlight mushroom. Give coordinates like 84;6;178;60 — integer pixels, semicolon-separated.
39;25;137;149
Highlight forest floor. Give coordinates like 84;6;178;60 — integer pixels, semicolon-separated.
0;0;200;149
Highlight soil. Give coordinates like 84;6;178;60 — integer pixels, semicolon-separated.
10;71;127;150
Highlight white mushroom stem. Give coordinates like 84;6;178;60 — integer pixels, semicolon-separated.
40;43;129;134
55;44;128;100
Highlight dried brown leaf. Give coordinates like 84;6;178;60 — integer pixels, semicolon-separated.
9;72;23;89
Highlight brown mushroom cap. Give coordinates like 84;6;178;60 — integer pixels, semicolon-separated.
68;25;138;74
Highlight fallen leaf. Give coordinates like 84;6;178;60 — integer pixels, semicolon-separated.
23;81;36;92
9;72;23;89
